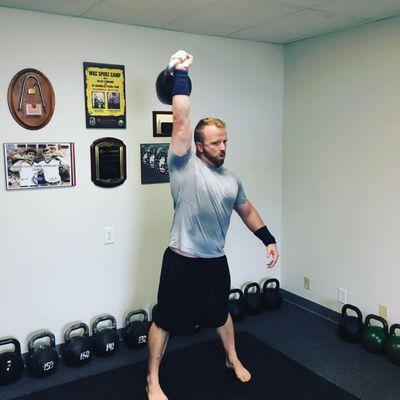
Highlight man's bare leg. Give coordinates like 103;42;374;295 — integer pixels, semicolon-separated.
146;322;170;399
216;313;251;382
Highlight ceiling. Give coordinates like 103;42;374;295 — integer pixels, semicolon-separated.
1;0;400;44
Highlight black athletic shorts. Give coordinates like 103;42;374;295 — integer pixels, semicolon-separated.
153;247;231;336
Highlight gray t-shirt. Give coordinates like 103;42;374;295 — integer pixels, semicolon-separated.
168;147;247;258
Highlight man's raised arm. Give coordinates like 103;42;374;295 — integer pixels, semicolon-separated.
169;50;193;156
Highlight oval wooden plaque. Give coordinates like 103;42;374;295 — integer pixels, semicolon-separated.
7;68;55;130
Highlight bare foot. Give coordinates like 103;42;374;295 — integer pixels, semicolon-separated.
146;383;169;400
225;357;252;382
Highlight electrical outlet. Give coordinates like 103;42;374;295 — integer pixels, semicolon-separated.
379;304;388;320
338;288;347;304
104;227;115;244
303;276;310;290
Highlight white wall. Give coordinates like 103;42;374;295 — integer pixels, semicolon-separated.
0;8;283;350
283;17;400;323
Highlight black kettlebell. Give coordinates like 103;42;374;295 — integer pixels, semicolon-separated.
92;315;120;357
262;279;283;310
244;283;263;315
62;323;93;367
156;63;192;105
124;309;149;349
362;314;388;355
228;289;245;322
385;324;400;365
337;304;363;343
0;338;24;385
27;332;58;377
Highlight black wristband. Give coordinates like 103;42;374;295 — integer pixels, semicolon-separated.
254;226;276;247
172;69;191;97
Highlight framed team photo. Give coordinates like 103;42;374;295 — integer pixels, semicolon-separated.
140;143;170;184
152;111;173;137
4;142;76;190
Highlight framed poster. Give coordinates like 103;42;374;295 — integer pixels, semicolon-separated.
83;62;126;129
4;143;76;190
140;143;170;184
152;111;173;137
90;138;126;187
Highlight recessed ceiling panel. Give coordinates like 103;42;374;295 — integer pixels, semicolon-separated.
82;0;214;26
162;0;301;36
312;0;400;21
230;9;368;43
0;0;100;16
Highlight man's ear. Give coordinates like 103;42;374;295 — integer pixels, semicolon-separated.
195;142;203;153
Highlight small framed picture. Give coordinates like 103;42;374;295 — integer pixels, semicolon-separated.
4;142;76;190
140;143;170;184
153;111;173;137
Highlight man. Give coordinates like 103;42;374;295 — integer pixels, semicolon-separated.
9;148;40;188
147;50;279;400
37;147;69;186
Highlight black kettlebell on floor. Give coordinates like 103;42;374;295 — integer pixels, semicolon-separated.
262;279;283;310
92;315;120;357
156;61;192;105
362;314;388;355
0;338;24;385
228;289;245;322
338;304;363;343
62;323;93;367
244;283;263;315
27;332;59;377
124;309;149;349
385;324;400;365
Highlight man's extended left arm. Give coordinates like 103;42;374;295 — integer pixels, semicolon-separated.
234;200;279;269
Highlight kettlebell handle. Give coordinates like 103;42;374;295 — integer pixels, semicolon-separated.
262;279;280;291
0;337;21;354
125;309;149;327
165;58;183;75
64;322;90;343
342;304;363;321
244;282;260;295
389;324;400;336
364;314;388;334
28;331;56;354
92;315;117;334
229;289;243;300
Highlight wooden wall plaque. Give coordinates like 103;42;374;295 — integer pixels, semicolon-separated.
90;138;127;188
7;69;55;130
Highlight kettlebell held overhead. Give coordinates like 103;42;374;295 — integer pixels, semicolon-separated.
156;56;192;105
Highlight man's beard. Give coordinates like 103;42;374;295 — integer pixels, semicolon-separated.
203;148;225;167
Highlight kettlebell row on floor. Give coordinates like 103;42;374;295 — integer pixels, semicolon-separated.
0;309;149;385
338;303;400;365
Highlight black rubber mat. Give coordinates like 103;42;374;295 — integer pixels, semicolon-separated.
15;330;360;400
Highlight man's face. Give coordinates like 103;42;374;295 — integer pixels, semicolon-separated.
25;151;36;162
43;151;52;161
197;125;228;168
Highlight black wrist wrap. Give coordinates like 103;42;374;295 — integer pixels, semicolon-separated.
254;226;276;247
172;70;191;97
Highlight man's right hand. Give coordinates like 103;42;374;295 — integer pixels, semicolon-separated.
169;50;193;71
